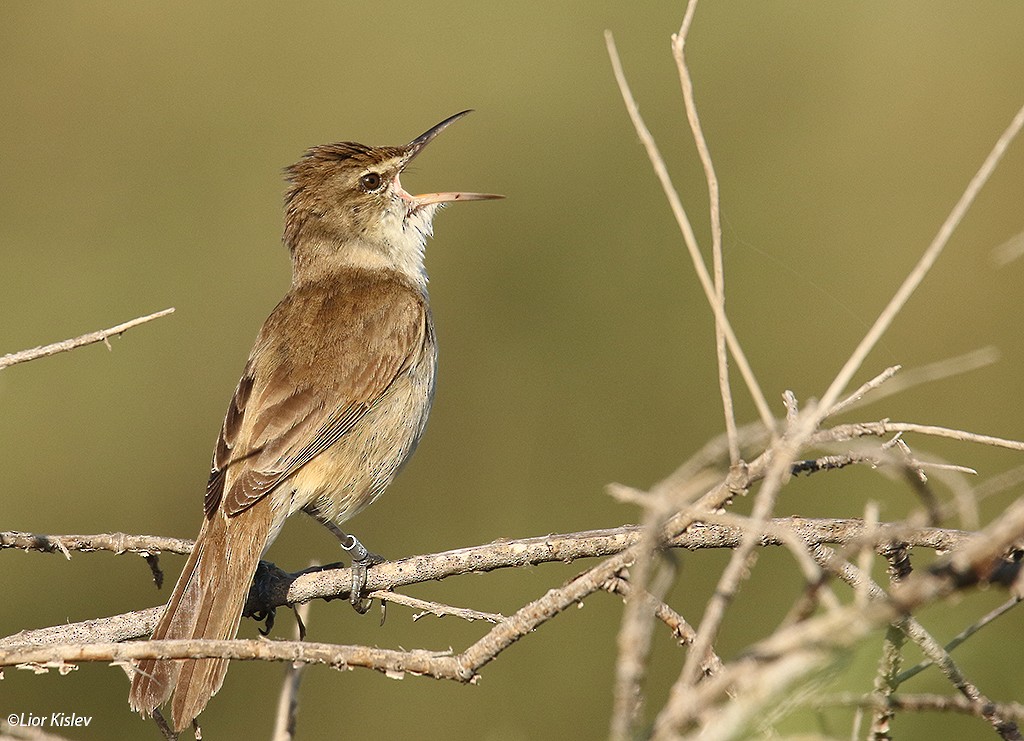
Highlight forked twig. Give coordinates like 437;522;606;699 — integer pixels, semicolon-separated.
671;0;738;465
604;29;776;436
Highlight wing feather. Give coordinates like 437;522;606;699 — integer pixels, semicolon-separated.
202;272;428;519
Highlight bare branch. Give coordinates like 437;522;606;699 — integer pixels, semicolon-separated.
814;421;1024;453
0;639;467;682
670;0;739;465
367;591;503;623
0;308;175;370
603;30;777;435
826;365;902;419
0;531;192;557
816;101;1024;418
896;595;1023;685
648;492;1024;739
271;603;310;741
844;348;1000;414
820;693;1024;725
869;545;912;741
1;517;976;650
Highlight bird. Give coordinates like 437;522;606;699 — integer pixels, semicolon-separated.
129;110;501;731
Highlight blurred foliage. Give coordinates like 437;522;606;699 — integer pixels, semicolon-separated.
2;2;1024;739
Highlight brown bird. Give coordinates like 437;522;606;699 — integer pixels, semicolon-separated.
129;110;501;731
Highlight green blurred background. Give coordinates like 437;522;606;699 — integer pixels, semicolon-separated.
3;2;1024;739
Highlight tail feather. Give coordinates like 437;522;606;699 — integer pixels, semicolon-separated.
129;502;273;732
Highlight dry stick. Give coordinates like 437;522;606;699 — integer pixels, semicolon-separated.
1;518;972;653
991;229;1024;266
0;532;193;557
699;511;842;613
821;693;1024;726
843;348;1000;416
667;392;875;708
0;639;465;681
605;22;792;726
604;576;721;671
667;505;1024;741
609;512;670;740
367;590;502;623
610;554;678;739
671;0;738;465
270;602;310;741
896;595;1023;685
869;545;913;741
662;101;1024;735
816;101;1024;422
150;710;177;741
654;424;1021;739
814;421;1024;452
0;554;661;688
414;549;635;682
614;26;1024;741
0;308;175;370
0;560;629;691
826;365;903;420
5;511;1017;739
815;546;1022;740
604;30;776;436
667;429;807;708
609;470;721;741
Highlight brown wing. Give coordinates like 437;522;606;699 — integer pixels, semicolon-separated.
203;273;429;518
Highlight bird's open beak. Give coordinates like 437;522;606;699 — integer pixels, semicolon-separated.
399;110;504;206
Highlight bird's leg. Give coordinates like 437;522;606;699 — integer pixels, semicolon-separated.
303;505;384;613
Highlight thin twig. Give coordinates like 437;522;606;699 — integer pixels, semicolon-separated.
151;709;177;741
698;511;842;613
895;595;1023;685
671;0;739;464
647;104;1024;732
820;693;1024;724
843;348;1000;414
826;365;902;419
604;576;718;668
816;421;1024;453
604;30;777;435
667;432;798;700
367;590;502;623
814;546;1022;740
0;308;175;370
271;602;310;741
610;557;672;740
0;639;466;681
815;101;1024;420
658;506;1024;741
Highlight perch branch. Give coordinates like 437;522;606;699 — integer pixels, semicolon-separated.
0;517;976;649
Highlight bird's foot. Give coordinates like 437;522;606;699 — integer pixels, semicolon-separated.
339;533;384;613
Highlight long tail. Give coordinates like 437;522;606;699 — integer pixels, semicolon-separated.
129;502;273;731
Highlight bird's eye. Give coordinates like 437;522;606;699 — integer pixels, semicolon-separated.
359;172;383;192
